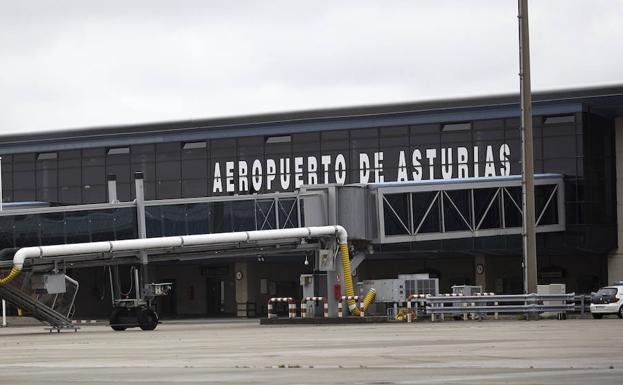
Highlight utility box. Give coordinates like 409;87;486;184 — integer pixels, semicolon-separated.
359;279;405;303
358;274;439;316
317;249;335;271
452;285;483;296
537;283;566;295
300;274;314;298
359;274;440;303
538;283;567;318
144;282;173;298
401;274;439;296
31;273;66;294
300;273;327;317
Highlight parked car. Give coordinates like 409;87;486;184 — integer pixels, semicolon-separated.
590;285;623;319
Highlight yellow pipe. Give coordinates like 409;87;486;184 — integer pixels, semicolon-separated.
339;243;360;316
362;288;376;311
0;267;19;286
339;243;375;316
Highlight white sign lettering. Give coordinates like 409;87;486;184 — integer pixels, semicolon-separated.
211;144;512;193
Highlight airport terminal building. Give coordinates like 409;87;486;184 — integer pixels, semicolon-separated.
1;85;623;318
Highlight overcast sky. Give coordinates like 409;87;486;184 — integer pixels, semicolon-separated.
0;0;621;135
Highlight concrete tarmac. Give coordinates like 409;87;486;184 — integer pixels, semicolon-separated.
0;318;621;384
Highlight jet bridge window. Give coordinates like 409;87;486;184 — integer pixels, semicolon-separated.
377;176;565;243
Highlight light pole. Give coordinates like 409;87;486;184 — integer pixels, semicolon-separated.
518;0;537;294
0;156;3;211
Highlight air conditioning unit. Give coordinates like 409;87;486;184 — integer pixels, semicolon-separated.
359;274;440;303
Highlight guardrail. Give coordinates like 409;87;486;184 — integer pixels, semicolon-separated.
574;294;592;315
425;293;576;321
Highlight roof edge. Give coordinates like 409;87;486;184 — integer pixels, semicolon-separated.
1;83;622;144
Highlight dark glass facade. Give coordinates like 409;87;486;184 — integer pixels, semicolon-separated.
0;99;618;296
145;199;300;238
0;207;137;250
0;113;604;200
0;112;616;255
0;198;301;251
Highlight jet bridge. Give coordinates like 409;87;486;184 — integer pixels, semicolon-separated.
300;173;565;243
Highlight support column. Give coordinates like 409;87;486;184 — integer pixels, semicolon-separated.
107;174;118;203
235;262;251;317
609;117;623;284
474;255;486;291
134;172;149;299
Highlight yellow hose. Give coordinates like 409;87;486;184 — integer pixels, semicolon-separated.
339;243;375;316
0;267;20;285
362;288;376;311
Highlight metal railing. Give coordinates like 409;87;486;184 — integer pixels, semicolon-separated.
574;294;592;315
425;293;576;321
0;272;76;330
36;275;79;319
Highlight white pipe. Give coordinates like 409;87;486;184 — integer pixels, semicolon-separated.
11;226;348;271
134;267;140;300
38;242;114;257
182;232;248;247
13;248;42;270
112;237;183;251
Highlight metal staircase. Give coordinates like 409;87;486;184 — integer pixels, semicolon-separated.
0;271;77;331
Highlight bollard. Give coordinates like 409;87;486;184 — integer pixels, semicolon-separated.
288;300;296;319
267;297;295;319
339;296;359;318
406;294;427;323
489;293;498;320
267;301;274;319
